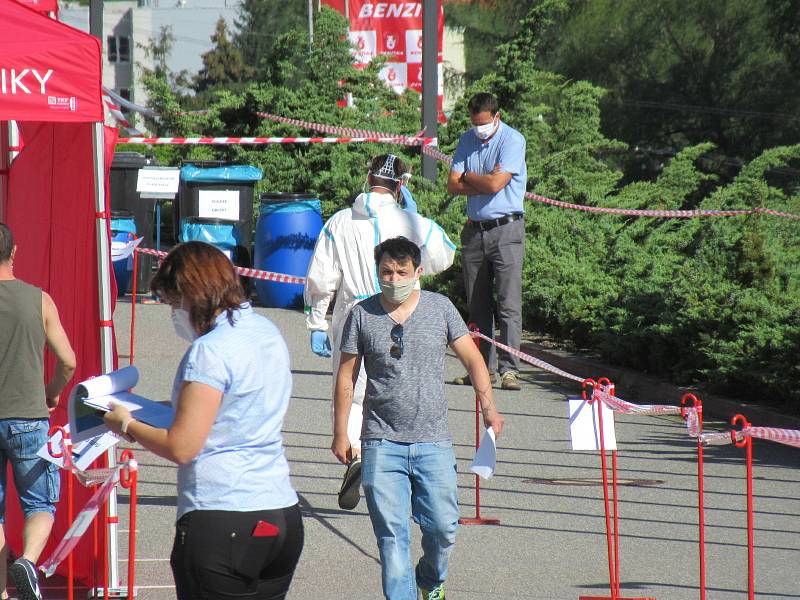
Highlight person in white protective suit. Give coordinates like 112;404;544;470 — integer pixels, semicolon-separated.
303;154;456;510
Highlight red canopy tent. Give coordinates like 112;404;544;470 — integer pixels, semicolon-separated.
0;0;119;590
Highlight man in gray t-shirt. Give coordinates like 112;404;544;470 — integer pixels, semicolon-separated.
334;237;505;600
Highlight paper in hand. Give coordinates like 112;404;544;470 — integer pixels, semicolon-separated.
470;427;497;479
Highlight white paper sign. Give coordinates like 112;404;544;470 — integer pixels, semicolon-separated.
198;189;240;221
568;397;617;451
469;427;497;479
136;168;180;195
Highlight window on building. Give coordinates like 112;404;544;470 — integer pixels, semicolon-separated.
107;36;118;63
118;36;131;63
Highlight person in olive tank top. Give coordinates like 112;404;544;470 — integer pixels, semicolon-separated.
0;223;76;600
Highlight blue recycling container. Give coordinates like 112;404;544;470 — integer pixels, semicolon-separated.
180;217;240;260
110;210;136;297
254;193;323;309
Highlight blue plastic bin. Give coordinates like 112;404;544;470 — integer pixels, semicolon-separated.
110;211;136;297
254;193;323;309
180;217;240;260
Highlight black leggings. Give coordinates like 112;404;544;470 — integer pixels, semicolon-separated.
170;505;304;600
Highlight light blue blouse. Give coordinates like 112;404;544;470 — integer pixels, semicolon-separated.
171;303;298;519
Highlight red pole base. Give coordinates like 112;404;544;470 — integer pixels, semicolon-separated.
458;517;500;525
579;597;656;600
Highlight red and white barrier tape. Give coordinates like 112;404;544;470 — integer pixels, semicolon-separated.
40;465;121;577
103;94;146;137
136;247;306;284
117;135;434;146
700;426;800;449
469;330;700;435
593;385;699;437
470;330;584;383
261;113;800;221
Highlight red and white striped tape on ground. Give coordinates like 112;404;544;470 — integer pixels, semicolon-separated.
40;464;124;578
136;247;306;285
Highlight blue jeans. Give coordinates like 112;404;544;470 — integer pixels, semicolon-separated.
0;418;60;522
361;439;459;600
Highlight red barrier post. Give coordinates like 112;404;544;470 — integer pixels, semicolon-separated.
580;380;655;600
129;248;139;366
597;377;621;597
119;450;138;600
585;379;618;600
458;324;500;526
681;394;705;600
47;426;74;600
731;414;754;600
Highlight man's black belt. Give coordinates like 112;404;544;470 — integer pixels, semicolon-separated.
468;213;524;232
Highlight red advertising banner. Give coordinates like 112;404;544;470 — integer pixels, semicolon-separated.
323;0;444;115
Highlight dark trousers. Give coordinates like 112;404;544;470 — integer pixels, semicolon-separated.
460;217;524;374
171;504;304;600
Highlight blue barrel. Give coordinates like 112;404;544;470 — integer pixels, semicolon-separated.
110;210;136;297
254;193;323;309
180;217;240;261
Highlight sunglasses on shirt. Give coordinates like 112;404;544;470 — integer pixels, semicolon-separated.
390;324;404;359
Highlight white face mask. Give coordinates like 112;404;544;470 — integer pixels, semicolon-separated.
171;308;198;342
379;277;416;305
473;116;499;140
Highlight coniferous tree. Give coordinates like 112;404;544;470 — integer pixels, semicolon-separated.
194;18;249;93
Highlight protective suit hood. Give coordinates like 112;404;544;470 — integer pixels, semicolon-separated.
351;191;398;219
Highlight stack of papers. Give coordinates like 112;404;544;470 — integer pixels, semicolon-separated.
68;366;174;443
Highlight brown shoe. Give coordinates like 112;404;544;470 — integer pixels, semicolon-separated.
452;372;497;386
500;371;521;391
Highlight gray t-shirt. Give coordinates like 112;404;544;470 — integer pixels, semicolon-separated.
340;290;470;443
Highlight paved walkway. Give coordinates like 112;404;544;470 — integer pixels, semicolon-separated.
35;300;800;599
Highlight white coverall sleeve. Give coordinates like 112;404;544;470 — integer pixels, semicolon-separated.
418;217;457;276
303;223;342;332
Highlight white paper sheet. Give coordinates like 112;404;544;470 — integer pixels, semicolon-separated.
469;427;497;479
69;366;175;441
37;425;119;472
568;397;617;451
110;237;143;266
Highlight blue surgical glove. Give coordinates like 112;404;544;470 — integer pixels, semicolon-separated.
310;330;332;357
400;185;417;213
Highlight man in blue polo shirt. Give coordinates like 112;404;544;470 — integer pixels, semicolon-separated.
447;92;527;391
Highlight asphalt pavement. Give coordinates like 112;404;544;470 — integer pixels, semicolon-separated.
34;297;800;599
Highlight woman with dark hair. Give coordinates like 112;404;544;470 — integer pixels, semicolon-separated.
104;241;303;600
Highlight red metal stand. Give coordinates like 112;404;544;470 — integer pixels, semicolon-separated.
129;248;139;366
458;324;499;526
681;394;706;600
731;414;755;600
579;378;655;600
47;426;74;600
119;450;138;600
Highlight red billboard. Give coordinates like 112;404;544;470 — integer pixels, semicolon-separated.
323;1;444;114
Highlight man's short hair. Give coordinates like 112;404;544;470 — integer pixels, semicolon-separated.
374;236;421;270
0;222;13;263
468;92;498;116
